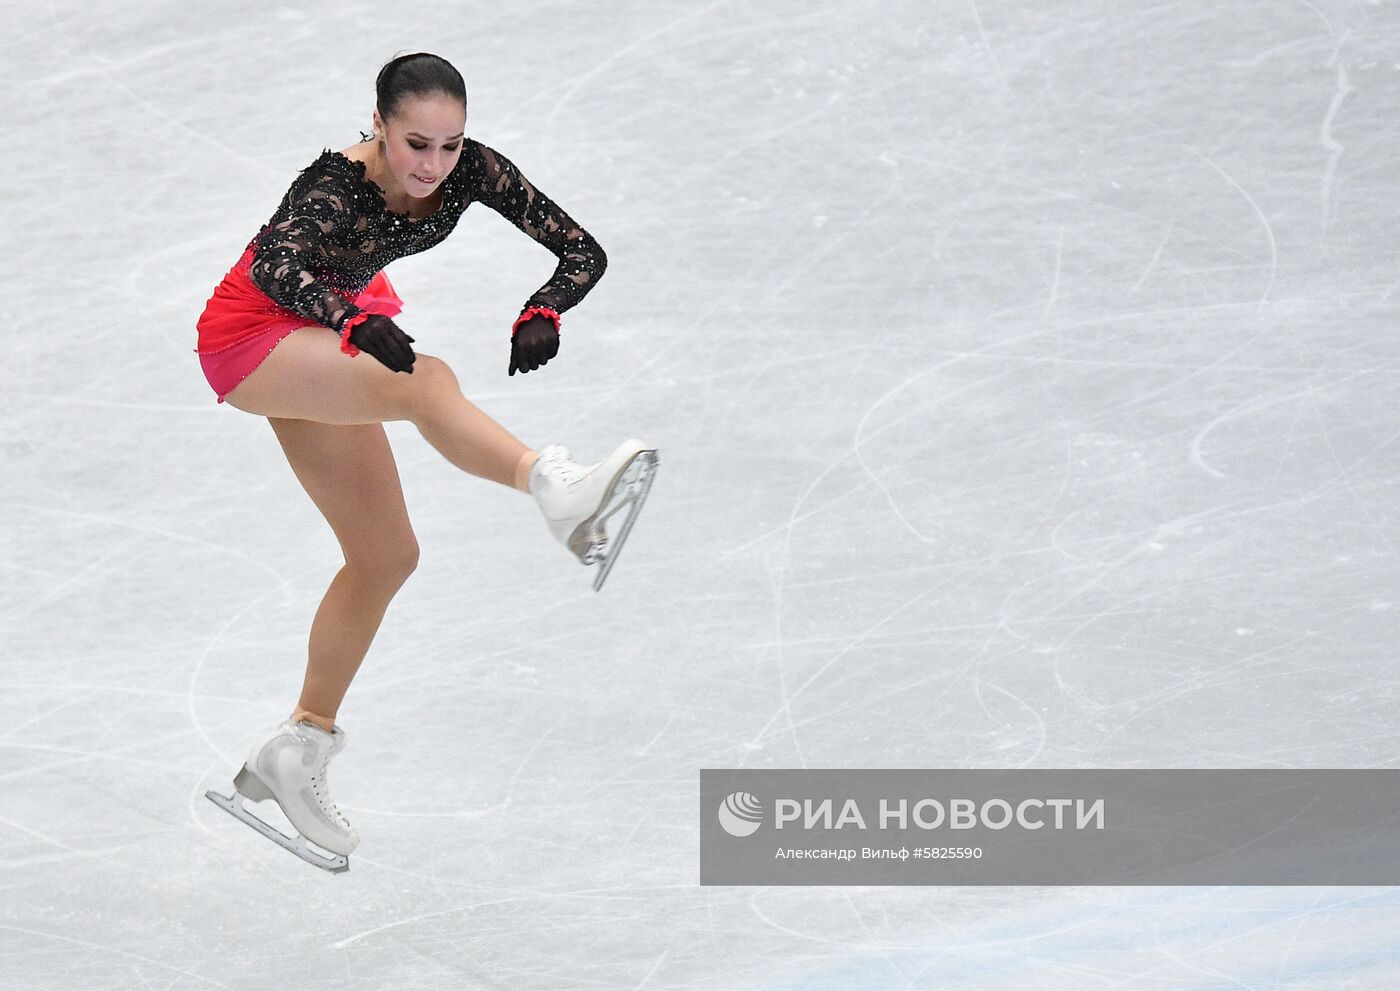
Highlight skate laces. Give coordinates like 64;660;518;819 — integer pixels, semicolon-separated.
295;725;351;830
311;765;351;830
538;446;589;486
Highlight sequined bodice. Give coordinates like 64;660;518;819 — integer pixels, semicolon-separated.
244;138;607;333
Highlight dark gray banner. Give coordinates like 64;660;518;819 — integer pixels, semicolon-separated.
699;769;1400;885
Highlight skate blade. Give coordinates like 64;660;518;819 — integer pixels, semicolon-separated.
205;788;350;874
564;450;645;564
578;450;659;592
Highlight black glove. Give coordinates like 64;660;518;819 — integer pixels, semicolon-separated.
509;315;560;376
347;314;416;374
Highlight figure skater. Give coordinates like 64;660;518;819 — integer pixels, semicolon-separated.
198;51;659;872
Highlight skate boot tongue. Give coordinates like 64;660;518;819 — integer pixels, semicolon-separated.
529;445;577;495
292;719;348;753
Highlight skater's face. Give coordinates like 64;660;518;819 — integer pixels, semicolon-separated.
374;93;466;201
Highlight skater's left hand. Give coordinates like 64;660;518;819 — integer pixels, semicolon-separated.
509;315;560;376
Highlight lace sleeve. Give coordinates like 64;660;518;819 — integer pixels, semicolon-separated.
248;168;365;333
468;141;608;320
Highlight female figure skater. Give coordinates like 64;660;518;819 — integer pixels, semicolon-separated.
197;52;658;872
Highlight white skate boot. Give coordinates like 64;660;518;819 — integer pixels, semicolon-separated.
529;437;660;591
205;717;358;873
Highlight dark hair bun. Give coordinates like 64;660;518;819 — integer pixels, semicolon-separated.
375;52;466;122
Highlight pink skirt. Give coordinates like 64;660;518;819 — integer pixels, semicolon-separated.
194;246;403;404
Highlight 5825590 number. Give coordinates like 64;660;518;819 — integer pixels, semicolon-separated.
912;847;983;860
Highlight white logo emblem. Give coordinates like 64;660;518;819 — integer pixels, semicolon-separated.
717;791;763;837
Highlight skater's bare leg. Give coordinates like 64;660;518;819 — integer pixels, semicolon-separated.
268;416;420;728
294;561;405;724
224;326;540;492
222;329;551;722
512;450;537;493
415;386;539;491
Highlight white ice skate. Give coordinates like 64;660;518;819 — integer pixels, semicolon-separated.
529;437;660;591
205;717;358;874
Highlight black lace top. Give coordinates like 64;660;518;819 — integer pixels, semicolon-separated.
243;137;608;333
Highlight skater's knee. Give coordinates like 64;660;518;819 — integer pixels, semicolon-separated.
395;539;421;578
400;353;461;417
343;534;419;585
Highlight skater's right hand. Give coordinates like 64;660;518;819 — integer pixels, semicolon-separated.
348;314;416;374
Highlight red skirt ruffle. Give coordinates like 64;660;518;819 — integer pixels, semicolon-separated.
193;246;403;404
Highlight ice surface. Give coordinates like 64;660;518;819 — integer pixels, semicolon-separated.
4;0;1400;987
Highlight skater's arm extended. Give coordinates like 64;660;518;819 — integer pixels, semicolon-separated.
248;172;366;335
467;140;608;321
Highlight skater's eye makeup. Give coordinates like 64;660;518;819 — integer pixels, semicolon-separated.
406;132;465;151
